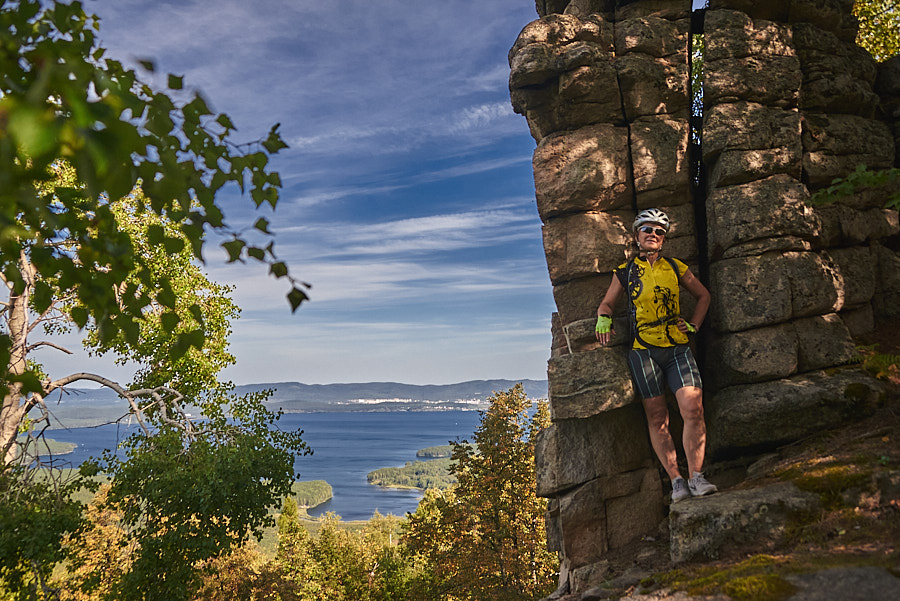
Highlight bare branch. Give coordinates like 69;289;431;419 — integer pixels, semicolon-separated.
26;297;66;335
25;341;74;355
44;373;194;438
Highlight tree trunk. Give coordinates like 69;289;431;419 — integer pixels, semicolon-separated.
2;270;31;466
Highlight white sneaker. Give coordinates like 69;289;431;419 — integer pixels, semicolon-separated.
671;476;690;503
688;472;718;497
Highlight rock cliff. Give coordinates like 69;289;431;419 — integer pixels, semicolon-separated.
509;0;900;595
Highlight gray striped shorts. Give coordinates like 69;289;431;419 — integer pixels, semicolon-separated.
627;345;702;399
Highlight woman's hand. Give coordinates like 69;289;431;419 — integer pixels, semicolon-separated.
595;314;613;345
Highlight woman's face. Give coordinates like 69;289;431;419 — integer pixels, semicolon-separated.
634;222;666;252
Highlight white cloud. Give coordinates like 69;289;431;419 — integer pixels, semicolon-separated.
80;1;553;386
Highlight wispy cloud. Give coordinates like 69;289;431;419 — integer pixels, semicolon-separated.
77;0;552;386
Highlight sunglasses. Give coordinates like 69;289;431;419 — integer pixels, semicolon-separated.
638;225;667;236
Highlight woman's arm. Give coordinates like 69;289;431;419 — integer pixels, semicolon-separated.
680;269;710;329
596;276;624;344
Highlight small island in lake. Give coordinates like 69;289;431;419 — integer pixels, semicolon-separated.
415;444;453;458
16;436;77;459
292;480;333;509
368;445;456;490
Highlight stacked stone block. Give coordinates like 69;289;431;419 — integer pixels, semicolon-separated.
512;0;899;592
510;0;695;591
701;2;894;460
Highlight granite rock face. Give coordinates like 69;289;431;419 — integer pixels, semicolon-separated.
510;0;899;593
668;482;820;563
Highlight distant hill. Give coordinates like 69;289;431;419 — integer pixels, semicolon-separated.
236;379;548;413
38;379;548;425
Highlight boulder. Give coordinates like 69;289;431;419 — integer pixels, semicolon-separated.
542;211;632;284
783;250;842;318
814;205;900;247
510;42;560;89
669;482;820;563
512;13;582;55
551;312;568;357
564;1;616;20
719;236;812;260
557;60;626;127
794;313;857;372
706;2;789;22
657;234;696;264
802;113;895;188
826;246;876;307
614;0;691;21
786;567;900;601
703;101;802;161
706;368;883;458
630;116;691;206
794;23;879;116
614;16;689;58
545;497;561;554
616;54;690;120
548;347;636;420
558;468;663;567
510;84;563;142
706;323;799;390
705;54;801;108
875;54;900;98
704;9;794;61
562;316;631;352
534;125;632;220
656;203;696;233
707;147;801;189
553;273;617;325
534;403;654;497
706;175;817;260
708;252;793;333
535;0;572;18
788;0;859;42
872;242;900;319
840;303;875;337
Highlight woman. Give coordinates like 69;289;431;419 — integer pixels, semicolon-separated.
595;208;716;502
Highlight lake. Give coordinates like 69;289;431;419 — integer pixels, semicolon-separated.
47;411;483;521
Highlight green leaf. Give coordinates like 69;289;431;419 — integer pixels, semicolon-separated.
262;124;289;153
253;217;270;234
188;304;204;325
269;261;288;278
70;306;89;329
247;247;265;260
216;114;235;131
138;58;156;72
161;312;180;334
163;235;185;253
222;239;245;262
287;286;309;312
168;74;184;90
32;280;54;314
157;286;177;309
147;224;165;245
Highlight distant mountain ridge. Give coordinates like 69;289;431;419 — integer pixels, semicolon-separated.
235;379;547;403
43;379;548;420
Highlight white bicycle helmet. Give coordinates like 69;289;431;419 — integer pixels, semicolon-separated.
632;208;670;233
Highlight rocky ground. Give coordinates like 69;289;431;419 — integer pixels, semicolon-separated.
549;323;900;601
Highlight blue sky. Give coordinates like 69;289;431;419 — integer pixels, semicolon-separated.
48;0;553;386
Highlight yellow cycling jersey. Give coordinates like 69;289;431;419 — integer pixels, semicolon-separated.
614;255;689;350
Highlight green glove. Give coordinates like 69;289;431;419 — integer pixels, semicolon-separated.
595;314;612;335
